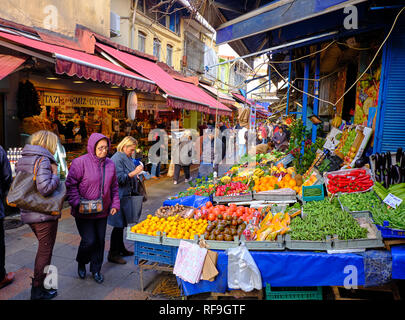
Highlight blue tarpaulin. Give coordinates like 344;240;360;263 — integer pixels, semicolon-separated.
163;195;212;209
179;249;366;296
391;245;405;280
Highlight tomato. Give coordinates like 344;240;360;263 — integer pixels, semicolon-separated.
208;213;216;221
206;201;213;208
235;211;242;218
213;208;221;216
249;208;256;215
229;203;237;209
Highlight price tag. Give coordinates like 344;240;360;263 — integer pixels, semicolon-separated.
383;193;403;209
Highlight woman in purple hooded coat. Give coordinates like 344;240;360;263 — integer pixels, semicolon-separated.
65;133;120;284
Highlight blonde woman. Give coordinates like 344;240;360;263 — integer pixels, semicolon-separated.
15;130;61;300
108;136;144;264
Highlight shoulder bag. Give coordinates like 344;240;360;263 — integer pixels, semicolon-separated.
78;163;105;214
6;157;66;215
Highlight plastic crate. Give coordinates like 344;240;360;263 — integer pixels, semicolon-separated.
302;184;325;202
253;190;297;202
126;227;162;244
265;284;323;300
213;192;252;203
285;234;333;251
133;241;178;265
376;222;405;239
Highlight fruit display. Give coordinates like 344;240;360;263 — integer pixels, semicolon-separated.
154;204;195;219
130;214;208;240
339;191;381;212
194;201;260;223
255;211;291;241
215;181;250;197
171;184;216;198
252;173;300;194
325;169;374;194
339;128;357;157
289;199;368;241
371;148;405;187
202;216;247;241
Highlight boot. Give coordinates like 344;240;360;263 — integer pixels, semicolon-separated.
120;248;134;257
108;251;126;264
30;279;57;300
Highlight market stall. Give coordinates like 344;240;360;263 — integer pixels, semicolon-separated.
126;120;405;300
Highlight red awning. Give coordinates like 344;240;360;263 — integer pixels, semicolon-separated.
0;31;157;93
96;43;232;116
0;54;26;80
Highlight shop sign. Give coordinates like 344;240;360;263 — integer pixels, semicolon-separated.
43;92;120;109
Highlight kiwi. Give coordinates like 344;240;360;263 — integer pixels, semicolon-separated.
224;234;233;241
216;234;224;241
208;234;216;241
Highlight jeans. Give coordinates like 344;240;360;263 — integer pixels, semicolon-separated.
75;217;107;273
0;219;5;281
174;164;190;182
29;220;58;287
151;163;161;177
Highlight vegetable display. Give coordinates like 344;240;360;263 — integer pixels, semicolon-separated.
194;201;259;223
339;191;381;212
203;216;247;241
154;204;194;219
215;181;250;197
373;181;405;201
369;202;405;230
326;169;373;193
289;199;368;241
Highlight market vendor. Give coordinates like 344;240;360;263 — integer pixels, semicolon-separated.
272;126;289;152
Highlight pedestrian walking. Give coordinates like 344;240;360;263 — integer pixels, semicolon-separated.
0;145;14;291
65;133;120;284
173;131;194;185
14;130;62;299
108;136;144;264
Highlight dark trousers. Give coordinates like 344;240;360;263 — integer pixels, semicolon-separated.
174;164;190;182
29;220;58;287
110;227;126;254
75;217;107;273
0;219;5;281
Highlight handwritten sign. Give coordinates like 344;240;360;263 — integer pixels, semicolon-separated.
383;193;403;209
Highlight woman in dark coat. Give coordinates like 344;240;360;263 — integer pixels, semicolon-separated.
65;133;120;284
15;130;62;300
108;136;144;264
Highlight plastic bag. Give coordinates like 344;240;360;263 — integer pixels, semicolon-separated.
226;243;262;292
173;240;207;284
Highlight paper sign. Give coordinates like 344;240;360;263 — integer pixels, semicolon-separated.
383;193;403;209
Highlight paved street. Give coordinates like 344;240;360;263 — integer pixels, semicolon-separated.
0;168;201;300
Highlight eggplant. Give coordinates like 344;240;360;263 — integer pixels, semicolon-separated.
374;153;382;182
397;148;403;165
387;151;392;169
355;156;368;168
393;165;402;185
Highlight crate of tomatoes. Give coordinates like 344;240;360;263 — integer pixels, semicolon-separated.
324;168;374;194
193;201;260;223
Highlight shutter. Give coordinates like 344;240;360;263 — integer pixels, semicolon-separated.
377;16;405;153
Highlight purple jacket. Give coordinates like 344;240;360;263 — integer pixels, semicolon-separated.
65;133;120;219
15;144;61;224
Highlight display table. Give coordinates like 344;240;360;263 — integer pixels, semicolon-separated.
176;247;405;297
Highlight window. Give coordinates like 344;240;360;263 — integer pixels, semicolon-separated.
166;44;173;67
138;31;146;53
153;38;161;60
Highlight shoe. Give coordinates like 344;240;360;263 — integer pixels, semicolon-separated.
108;251;127;264
0;272;15;289
30;281;57;300
185;178;192;183
120;248;134;257
78;263;86;279
92;272;104;284
151;176;159;180
173;181;177;185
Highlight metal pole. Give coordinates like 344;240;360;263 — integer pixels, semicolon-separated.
312;47;320;143
301;56;310;155
286;50;292;116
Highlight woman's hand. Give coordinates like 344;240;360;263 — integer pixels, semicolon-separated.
129;165;143;178
110;208;117;215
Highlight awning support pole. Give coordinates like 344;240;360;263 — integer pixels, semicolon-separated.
285;50;292;116
301;55;310;155
312;47;320;143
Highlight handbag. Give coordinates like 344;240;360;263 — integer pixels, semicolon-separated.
6;157;66;215
78;163;105;214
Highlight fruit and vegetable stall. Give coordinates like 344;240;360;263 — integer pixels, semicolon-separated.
126;141;405;299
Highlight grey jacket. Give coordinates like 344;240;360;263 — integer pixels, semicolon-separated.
15;144;61;224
